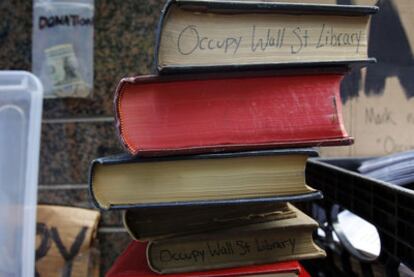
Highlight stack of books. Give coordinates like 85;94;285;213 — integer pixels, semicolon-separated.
88;0;378;276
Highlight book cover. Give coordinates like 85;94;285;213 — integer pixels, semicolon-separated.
89;149;322;210
115;73;353;156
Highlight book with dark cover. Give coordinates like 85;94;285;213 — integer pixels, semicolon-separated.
106;240;311;277
89;149;322;210
115;73;353;156
147;204;325;273
124;202;296;241
155;0;378;74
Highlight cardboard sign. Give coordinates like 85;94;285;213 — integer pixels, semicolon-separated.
35;205;100;277
323;0;414;157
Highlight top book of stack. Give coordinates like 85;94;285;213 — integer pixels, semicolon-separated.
155;0;378;74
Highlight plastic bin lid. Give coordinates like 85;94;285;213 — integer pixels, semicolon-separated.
0;71;43;276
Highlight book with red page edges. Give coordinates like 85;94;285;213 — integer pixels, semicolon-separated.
106;241;311;277
115;73;353;156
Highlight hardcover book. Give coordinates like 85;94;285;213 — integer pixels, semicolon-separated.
107;240;311;277
115;73;353;156
124;202;296;241
89;149;321;210
155;0;378;73
147;204;325;273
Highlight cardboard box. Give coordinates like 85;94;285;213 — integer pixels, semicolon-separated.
322;0;414;157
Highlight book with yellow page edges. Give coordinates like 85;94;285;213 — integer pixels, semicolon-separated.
155;0;378;73
147;204;325;273
89;149;321;210
123;202;296;241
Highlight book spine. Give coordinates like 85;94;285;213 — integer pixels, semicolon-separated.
88;158;107;210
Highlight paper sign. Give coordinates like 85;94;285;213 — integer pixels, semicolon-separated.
35;205;100;277
322;0;414;157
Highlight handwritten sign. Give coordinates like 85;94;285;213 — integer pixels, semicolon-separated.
322;74;414;157
35;205;100;277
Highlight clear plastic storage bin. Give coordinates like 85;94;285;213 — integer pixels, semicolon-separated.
0;71;43;276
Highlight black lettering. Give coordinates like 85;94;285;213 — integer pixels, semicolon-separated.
268;33;276;47
343;33;350;45
160;249;204;262
35;223;52;277
224;37;240;54
272;29;280;48
160;249;172;262
70;15;78;25
291;27;303;54
39;16;48;30
207;242;221;256
72;15;80;26
233;37;242;55
199;37;208;50
38;14;93;29
303;29;309;48
50;226;88;277
236;240;250;256
56;15;66;26
316;24;326;48
336;33;342;46
365;107;397;125
192;249;205;262
384;136;397;154
354;31;362;53
208;39;215;50
216;39;225;50
177;25;199;55
330;27;336;46
279;28;286;48
251;25;265;52
264;29;271;49
289;238;296;254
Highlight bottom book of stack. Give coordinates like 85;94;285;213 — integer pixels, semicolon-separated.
107;204;325;276
107;241;312;277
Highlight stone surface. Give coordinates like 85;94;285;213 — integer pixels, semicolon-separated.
1;0;164;274
98;231;132;276
0;0;162;118
39;121;121;184
0;0;31;71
